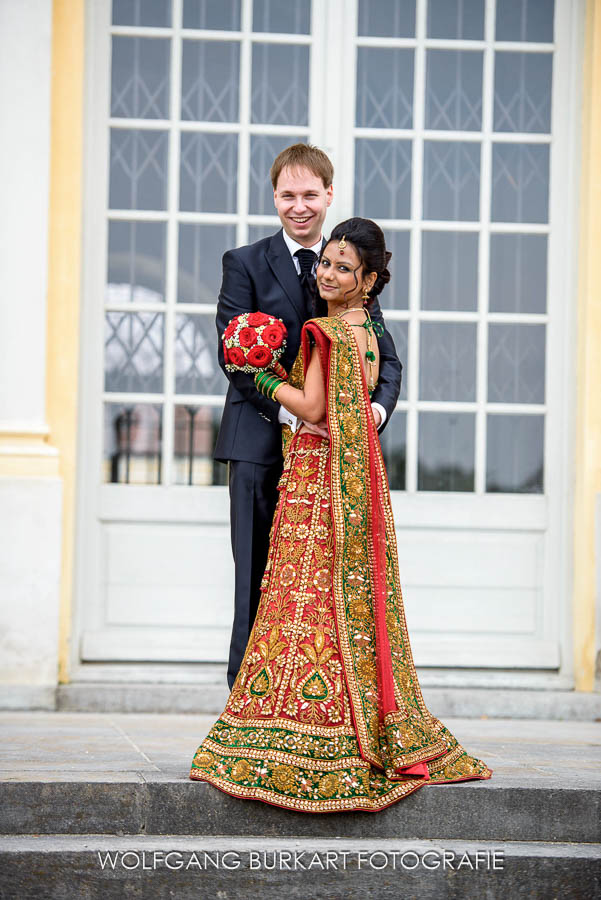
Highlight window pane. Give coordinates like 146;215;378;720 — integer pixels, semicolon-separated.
358;0;415;37
253;0;310;33
178;224;236;303
112;0;170;27
489;234;547;314
494;52;553;133
421;231;478;311
491;143;549;223
355;140;412;219
174;405;228;486
488;324;546;404
251;44;309;125
427;0;484;39
425;51;483;131
418;412;475;491
423;141;480;221
419;322;477;401
495;0;554;42
356;49;414;129
249;134;306;214
179;132;238;213
175;313;228;394
107;221;167;304
381;230;410;311
103;403;162;484
181;40;240;122
385;320;408;401
105;312;164;393
248;224;278;244
486;414;544;493
182;0;241;29
380;411;406;490
111;38;170;120
109;129;168;210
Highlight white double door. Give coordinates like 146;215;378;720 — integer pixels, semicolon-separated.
75;0;581;678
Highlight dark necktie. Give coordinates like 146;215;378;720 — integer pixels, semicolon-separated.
294;249;317;318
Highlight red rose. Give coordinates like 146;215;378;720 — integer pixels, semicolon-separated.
223;321;237;339
247;345;272;368
238;326;257;348
226;346;246;368
262;323;284;349
247;311;271;326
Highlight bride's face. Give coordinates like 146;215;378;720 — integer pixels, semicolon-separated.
316;241;373;307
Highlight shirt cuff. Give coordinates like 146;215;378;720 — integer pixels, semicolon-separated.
371;402;387;430
278;403;299;432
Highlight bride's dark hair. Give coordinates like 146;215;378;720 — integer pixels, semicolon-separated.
314;217;392;315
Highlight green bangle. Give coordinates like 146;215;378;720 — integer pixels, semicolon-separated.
254;370;284;401
264;376;284;400
255;371;274;395
271;380;285;402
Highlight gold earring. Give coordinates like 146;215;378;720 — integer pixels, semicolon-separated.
362;288;370;303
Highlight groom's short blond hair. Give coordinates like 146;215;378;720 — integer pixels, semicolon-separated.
270;143;334;190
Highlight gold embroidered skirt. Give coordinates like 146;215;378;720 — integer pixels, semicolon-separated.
190;432;492;812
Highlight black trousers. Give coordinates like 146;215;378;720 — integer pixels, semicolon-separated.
226;457;283;690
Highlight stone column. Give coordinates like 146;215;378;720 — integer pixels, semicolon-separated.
0;0;62;708
573;0;601;691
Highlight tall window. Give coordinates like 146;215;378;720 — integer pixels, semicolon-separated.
355;0;553;494
102;0;554;495
103;0;312;486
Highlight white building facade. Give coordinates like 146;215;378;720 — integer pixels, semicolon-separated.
2;0;600;708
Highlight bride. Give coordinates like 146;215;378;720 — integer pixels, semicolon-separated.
190;217;492;811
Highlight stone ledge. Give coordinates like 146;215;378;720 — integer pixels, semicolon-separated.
0;686;57;711
1;836;599;900
1;780;599;844
50;683;601;720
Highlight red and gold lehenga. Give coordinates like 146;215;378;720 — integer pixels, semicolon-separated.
190;317;492;811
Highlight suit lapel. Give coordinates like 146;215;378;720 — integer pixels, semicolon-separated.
265;229;306;323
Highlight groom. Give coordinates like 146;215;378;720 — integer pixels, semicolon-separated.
214;143;403;689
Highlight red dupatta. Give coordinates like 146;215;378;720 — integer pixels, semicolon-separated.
301;318;430;778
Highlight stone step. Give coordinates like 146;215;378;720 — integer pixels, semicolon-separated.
1;835;599;899
54;682;601;720
2;779;600;844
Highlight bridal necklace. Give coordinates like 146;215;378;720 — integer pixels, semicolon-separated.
332;236;383;391
335;302;382;392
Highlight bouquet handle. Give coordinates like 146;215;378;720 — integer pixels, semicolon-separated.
270;361;288;380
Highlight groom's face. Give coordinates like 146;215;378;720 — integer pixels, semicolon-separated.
273;166;333;247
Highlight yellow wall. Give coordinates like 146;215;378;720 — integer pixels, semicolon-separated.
43;0;600;690
573;0;601;690
46;0;85;683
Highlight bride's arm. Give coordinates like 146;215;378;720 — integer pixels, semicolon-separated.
271;346;326;425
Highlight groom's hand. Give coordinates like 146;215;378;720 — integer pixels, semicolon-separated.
301;418;329;439
371;406;382;428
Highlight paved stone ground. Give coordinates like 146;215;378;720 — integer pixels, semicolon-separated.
0;712;600;788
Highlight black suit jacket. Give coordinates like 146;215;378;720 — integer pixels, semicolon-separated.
214;228;402;465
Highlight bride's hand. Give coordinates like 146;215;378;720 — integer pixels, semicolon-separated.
299;418;329;439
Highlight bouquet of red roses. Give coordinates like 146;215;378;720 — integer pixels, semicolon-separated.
222;311;288;379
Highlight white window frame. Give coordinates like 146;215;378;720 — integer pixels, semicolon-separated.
73;0;583;685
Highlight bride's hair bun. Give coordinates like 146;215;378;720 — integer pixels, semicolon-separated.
327;218;393;302
372;265;391;297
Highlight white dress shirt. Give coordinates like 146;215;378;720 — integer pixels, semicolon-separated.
281;230;323;275
276;232;387;432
